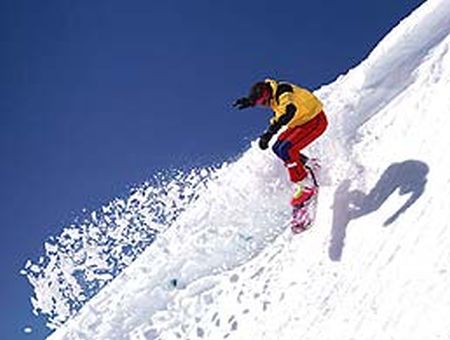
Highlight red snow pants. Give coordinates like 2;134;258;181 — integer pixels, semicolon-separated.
272;111;327;183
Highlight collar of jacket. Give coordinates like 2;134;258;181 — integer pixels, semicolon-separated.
265;78;278;98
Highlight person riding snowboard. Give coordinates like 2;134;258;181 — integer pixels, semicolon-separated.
233;78;328;206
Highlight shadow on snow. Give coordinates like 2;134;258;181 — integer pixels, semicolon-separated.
329;160;429;261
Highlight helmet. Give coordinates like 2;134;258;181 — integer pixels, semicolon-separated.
249;81;272;105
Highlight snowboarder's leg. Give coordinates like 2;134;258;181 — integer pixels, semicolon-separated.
284;111;328;182
274;113;326;234
272;111;327;183
272;112;326;207
272;130;305;182
272;113;326;215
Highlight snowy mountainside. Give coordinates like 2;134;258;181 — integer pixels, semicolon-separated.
46;0;450;338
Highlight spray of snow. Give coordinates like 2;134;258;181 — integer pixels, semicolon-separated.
21;167;216;328
23;326;33;334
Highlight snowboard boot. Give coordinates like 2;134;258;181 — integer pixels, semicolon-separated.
290;176;318;207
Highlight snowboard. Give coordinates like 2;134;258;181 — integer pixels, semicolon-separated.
290;157;320;234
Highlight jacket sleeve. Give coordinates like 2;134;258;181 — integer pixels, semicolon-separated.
265;103;297;136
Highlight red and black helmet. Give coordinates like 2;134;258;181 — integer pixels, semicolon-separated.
249;81;273;105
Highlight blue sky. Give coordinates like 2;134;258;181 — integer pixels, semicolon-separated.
1;0;424;338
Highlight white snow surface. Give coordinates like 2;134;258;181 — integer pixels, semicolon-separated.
46;0;450;338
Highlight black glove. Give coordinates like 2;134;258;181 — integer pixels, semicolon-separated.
258;132;272;150
232;97;254;110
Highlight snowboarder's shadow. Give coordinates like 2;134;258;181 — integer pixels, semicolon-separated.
329;160;429;261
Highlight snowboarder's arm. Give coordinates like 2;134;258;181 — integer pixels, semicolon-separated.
259;104;296;149
266;104;297;135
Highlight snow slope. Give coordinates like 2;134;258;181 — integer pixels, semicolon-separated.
45;0;450;338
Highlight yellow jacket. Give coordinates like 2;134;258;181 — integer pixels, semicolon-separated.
266;79;323;128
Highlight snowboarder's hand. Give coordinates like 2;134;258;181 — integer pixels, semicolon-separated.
259;132;272;150
233;97;254;110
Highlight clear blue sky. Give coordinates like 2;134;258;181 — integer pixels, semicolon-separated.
0;0;424;338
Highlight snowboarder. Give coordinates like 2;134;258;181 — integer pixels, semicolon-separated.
233;78;327;206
